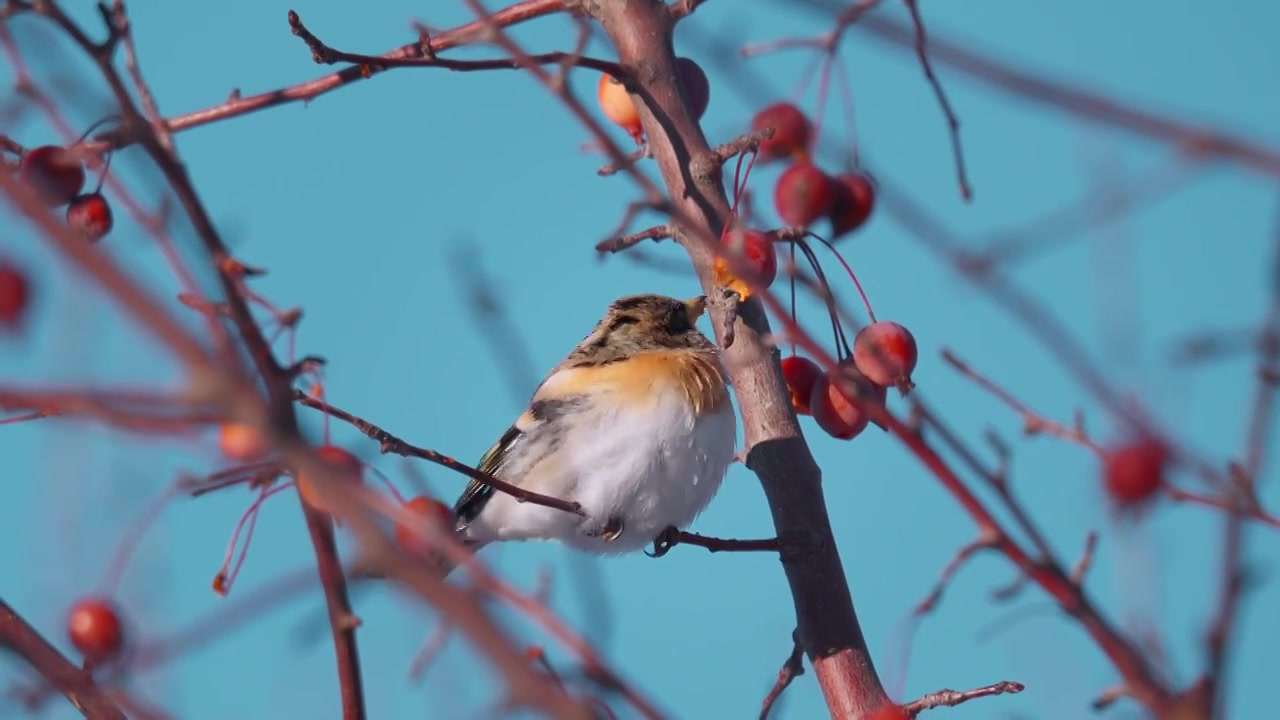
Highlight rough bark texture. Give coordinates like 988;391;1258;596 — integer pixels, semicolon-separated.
580;1;890;716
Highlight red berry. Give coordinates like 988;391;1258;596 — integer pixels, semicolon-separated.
676;57;711;120
297;445;364;512
19;146;85;208
781;355;823;416
67;597;124;662
751;103;812;163
0;262;30;331
719;225;778;291
829;172;876;238
395;496;455;552
853;321;919;396
218;422;269;462
775;161;837;228
810;362;886;440
1103;438;1168;505
66;193;113;243
598;73;643;143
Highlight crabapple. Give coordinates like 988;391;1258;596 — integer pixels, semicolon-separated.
218;422;269;462
810;361;886;440
676;57;711;120
395;496;455;553
297;445;364;513
66;192;114;243
775;161;836;228
829;172;876;238
751;102;812;163
1103;437;1168;505
598;59;710;143
853;321;919;395
19;145;84;208
781;355;823;416
67;597;124;663
722;225;778;287
0;262;30;331
597;73;643;142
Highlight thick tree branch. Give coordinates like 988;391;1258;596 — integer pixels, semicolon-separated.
575;0;890;716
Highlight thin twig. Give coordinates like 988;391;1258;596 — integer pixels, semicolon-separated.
758;629;804;720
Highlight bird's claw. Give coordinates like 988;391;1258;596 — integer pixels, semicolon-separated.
584;514;625;543
644;525;681;558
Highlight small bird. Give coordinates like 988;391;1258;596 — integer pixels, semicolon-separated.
443;293;737;573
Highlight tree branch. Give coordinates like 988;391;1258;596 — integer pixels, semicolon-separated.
576;0;891;715
0;599;126;720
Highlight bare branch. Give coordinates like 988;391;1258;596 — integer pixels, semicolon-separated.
902;680;1025;716
0;599;126;720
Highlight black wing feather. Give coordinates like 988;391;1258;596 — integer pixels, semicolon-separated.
451;396;587;526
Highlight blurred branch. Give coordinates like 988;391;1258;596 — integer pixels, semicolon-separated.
0;599;126;720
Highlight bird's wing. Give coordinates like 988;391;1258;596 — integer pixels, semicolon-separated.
452;369;593;525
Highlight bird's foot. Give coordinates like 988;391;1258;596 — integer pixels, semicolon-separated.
644;525;681;558
584;514;625;543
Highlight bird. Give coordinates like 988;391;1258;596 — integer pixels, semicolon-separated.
439;293;738;574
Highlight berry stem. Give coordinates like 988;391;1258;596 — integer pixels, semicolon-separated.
75;114;124;143
100;484;185;596
731;148;760;216
789;242;798;356
366;465;407;504
832;50;862;168
808;232;878;324
790;237;851;361
214;483;292;596
790;50;824;105
810;50;837;148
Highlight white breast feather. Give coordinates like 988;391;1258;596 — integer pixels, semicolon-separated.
466;389;737;554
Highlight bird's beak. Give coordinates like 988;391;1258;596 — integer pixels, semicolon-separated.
683;295;708;323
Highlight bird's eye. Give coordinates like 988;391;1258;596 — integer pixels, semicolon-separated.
666;304;691;332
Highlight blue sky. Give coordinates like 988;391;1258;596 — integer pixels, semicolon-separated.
2;1;1279;718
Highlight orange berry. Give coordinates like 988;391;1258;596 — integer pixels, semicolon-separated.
597;73;643;142
218;422;269;462
394;496;454;552
297;445;364;512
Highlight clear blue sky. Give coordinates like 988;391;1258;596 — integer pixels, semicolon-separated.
3;1;1278;718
